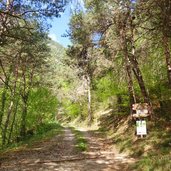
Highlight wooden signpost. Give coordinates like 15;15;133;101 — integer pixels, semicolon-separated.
132;103;151;138
132;103;150;118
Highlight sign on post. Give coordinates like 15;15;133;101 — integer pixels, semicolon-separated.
132;103;150;118
136;120;147;136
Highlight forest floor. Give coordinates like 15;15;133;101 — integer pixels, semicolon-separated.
0;127;136;171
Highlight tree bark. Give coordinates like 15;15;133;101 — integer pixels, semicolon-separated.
0;84;8;127
20;66;33;138
20;97;28;138
87;74;93;125
129;56;150;103
122;40;137;105
162;34;171;88
2;100;14;145
0;64;12;128
20;69;27;138
2;64;18;145
7;96;19;144
121;24;136;113
121;38;136;114
129;15;150;104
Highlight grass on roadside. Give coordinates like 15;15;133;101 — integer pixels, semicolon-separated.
0;122;64;153
112;122;171;171
98;112;171;171
71;128;88;152
132;155;171;171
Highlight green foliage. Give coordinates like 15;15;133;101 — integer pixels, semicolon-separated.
27;87;59;127
94;72;117;102
0;22;60;146
92;70;130;112
1;1;171;166
72;129;88;151
35;122;63;136
134;155;171;171
63;100;82;119
0;0;69;148
0;122;63;151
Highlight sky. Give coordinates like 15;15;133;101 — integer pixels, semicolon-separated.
48;0;85;48
48;6;72;48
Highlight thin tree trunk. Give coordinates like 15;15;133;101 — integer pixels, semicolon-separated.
20;97;28;138
130;48;153;115
122;42;136;114
162;34;171;88
0;64;12;128
2;70;18;145
7;67;20;144
87;74;93;125
20;66;33;138
2;100;14;145
123;43;137;105
129;15;150;104
121;26;136;114
0;87;8;127
116;94;122;112
126;60;137;115
121;18;152;114
20;69;27;138
7;96;19;144
130;57;150;103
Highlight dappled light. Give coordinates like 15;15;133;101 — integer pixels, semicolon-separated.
0;0;171;170
0;127;136;171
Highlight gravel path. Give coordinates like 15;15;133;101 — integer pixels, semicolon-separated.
0;128;136;171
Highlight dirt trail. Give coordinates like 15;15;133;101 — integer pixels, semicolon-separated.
0;128;136;171
79;129;136;171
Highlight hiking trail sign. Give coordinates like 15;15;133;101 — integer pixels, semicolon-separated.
136;120;147;136
132;103;151;118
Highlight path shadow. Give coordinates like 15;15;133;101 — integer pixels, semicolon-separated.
0;128;135;171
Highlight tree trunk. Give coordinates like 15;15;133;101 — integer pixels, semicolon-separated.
87;74;93;125
123;43;137;105
20;65;34;138
126;60;137;115
0;65;12;128
122;44;137;114
129;15;150;104
130;46;153;115
2;100;14;145
116;94;122;112
8;63;20;143
121;26;136;114
1;61;19;145
162;34;171;88
20;97;28;138
130;57;150;103
0;88;7;127
20;77;28;138
7;94;20;144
